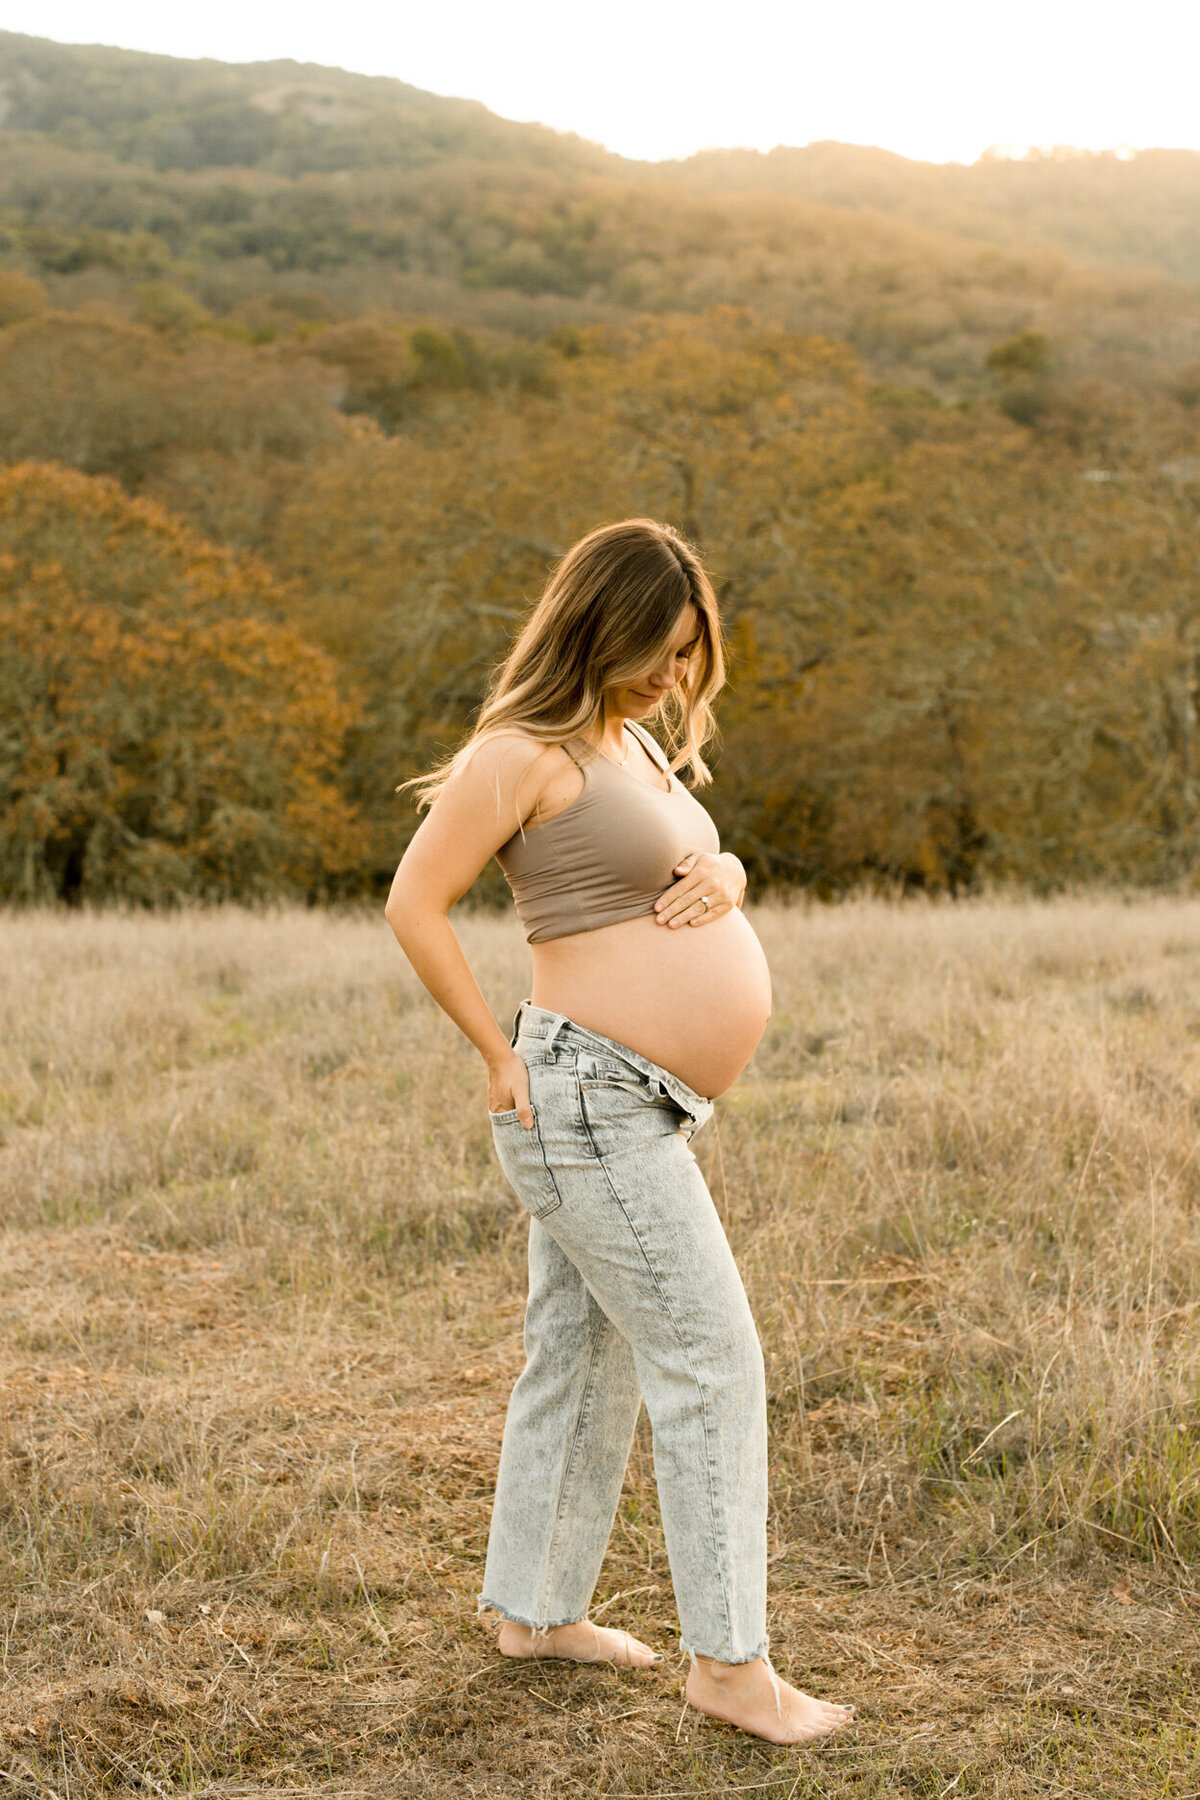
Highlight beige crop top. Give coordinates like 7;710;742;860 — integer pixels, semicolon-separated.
494;720;721;944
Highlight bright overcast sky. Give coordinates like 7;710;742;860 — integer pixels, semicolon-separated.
7;0;1200;166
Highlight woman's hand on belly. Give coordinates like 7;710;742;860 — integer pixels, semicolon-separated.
653;851;747;929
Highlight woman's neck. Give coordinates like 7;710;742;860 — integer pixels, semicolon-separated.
590;708;633;763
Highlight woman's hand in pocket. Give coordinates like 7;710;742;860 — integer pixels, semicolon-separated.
486;1050;534;1128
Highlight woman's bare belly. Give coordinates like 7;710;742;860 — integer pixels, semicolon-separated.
530;908;772;1099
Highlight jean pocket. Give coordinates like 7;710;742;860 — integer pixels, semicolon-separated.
579;1075;689;1159
576;1051;658;1095
489;1110;563;1219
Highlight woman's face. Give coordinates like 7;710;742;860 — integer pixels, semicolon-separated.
605;604;701;721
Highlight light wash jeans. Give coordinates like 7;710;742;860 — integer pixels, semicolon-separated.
478;1000;769;1664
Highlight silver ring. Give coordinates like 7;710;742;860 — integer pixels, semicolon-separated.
699;894;711;911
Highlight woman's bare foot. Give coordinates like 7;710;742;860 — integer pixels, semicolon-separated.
686;1655;855;1745
497;1619;662;1667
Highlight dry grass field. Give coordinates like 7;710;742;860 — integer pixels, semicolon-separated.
2;896;1198;1799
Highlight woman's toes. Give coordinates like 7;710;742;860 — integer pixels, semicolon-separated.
613;1630;662;1667
574;1622;661;1665
787;1698;852;1743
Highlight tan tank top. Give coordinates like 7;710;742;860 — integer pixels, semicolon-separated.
495;720;721;944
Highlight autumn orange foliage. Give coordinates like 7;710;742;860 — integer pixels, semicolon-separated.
2;301;1200;901
0;462;366;903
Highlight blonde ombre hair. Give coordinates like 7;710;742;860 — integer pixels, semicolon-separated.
403;518;726;810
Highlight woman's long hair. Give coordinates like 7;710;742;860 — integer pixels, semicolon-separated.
402;518;726;810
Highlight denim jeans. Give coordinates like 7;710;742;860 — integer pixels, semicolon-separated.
478;1000;769;1664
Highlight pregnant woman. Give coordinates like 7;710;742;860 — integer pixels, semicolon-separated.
385;519;854;1746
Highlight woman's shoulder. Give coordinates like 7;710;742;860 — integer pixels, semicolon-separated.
456;729;588;798
459;729;589;842
464;728;581;769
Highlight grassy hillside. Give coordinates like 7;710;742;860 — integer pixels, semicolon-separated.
0;30;614;176
6;30;1200;298
4;125;1200;400
672;142;1200;291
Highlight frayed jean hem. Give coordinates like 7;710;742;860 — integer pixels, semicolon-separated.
476;1592;585;1633
479;1593;770;1667
681;1635;770;1666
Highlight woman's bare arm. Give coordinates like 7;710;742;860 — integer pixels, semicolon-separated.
384;735;552;1123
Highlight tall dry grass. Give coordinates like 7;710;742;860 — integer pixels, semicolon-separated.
2;896;1198;1796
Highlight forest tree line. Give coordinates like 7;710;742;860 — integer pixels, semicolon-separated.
3;34;1200;904
4;292;1200;904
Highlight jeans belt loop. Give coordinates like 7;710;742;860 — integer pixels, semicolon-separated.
541;1013;570;1062
509;999;529;1049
